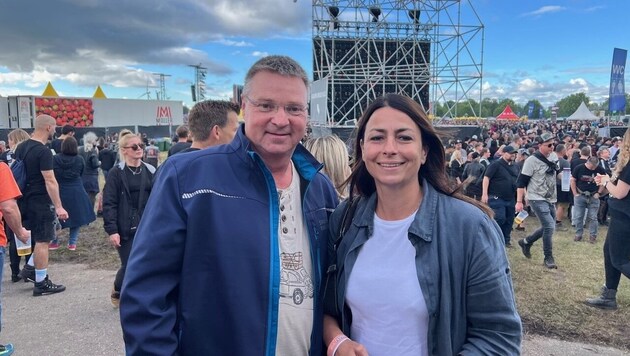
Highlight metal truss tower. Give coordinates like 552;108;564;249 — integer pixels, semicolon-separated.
189;64;207;102
313;0;484;124
154;73;171;100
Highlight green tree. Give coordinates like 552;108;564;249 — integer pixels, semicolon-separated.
556;92;590;117
481;98;498;118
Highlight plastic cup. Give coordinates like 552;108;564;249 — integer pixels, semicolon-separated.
514;210;529;225
15;236;32;256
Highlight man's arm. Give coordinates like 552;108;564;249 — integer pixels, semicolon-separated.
42;170;68;219
481;176;490;204
0;199;29;242
120;159;186;355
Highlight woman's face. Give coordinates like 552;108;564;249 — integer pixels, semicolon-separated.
122;137;144;160
361;106;427;191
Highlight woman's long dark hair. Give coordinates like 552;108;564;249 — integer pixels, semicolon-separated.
345;94;493;217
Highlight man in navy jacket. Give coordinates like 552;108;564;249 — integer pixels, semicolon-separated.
120;56;338;355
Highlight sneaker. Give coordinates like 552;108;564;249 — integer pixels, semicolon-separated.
18;265;35;283
555;222;569;232
0;343;14;355
518;239;532;259
111;289;120;308
544;256;558;269
574;235;583;242
33;277;66;296
11;274;21;283
48;242;60;250
589;235;597;244
68;244;77;251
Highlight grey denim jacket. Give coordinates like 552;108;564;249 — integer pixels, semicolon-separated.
326;180;522;355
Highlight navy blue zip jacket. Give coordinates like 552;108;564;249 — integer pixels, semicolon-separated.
120;126;338;355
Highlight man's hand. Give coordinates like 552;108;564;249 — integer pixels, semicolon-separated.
56;207;69;221
109;233;121;248
481;194;489;204
15;227;30;244
515;201;523;212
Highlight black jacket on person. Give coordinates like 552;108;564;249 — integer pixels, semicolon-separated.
103;161;155;239
79;147;100;176
99;148;117;171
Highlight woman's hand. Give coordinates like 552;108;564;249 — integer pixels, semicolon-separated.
335;339;369;356
109;233;121;248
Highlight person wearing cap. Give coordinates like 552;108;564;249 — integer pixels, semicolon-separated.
516;132;560;269
482;145;519;246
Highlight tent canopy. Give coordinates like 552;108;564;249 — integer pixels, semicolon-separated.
496;105;519;120
566;102;599;121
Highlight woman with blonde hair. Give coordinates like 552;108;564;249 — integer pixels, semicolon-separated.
79;132;101;210
304;135;351;199
586;129;630;310
448;149;464;184
103;132;154;307
4;128;33;282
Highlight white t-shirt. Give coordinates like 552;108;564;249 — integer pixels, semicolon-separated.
346;211;429;356
275;164;314;355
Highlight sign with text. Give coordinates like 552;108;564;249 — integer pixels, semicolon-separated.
609;48;627;112
156;106;173;126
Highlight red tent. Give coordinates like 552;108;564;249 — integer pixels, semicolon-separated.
496;105;519;120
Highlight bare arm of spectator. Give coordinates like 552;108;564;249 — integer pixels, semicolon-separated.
42;169;69;220
0;199;30;243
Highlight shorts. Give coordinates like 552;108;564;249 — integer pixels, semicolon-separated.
21;195;57;243
556;185;571;204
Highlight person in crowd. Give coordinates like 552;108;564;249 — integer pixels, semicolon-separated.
570;156;606;243
0;141;5;158
15;115;68;295
49;137;96;250
513;148;530;232
448;149;464;184
516;133;560;269
555;144;571;231
102;133;155;308
304;134;351;200
323;94;521;355
479;147;491;167
79;132;100;211
481;145;518;247
462;151;485;200
167;125;191;156
49;124;75;154
119;56;338;355
4;129;32;281
586;129;630;310
609;136;621;168
597;146;612;226
142;140;159;168
0;161;31;356
180;100;241;153
98;142;117;180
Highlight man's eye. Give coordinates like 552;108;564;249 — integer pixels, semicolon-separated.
259;103;274;111
286;106;304;114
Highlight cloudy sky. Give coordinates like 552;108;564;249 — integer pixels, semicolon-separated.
0;0;628;108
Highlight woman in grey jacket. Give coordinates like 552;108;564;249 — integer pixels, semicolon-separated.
323;94;521;356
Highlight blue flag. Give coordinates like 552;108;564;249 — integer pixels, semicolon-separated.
527;103;534;117
609;48;627;112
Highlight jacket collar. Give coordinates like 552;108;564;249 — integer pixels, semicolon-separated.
353;179;437;242
116;160;157;174
230;124;324;182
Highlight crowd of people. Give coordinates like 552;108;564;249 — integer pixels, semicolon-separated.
0;54;628;355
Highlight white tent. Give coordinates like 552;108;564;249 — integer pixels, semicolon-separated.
566;102;599;121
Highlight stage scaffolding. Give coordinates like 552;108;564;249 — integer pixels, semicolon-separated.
312;0;484;125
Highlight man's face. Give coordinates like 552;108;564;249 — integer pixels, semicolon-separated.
539;140;554;156
217;111;240;145
242;71;308;163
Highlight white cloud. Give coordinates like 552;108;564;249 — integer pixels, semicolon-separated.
521;6;565;17
216;39;254;47
252;51;269;58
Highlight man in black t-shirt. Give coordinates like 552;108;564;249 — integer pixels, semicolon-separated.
167;125;192;157
570;156;606;243
482;145;519;246
98;142;117;179
15;115;68;296
49;124;75;154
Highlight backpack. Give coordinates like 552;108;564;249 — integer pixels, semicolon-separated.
10;144;36;192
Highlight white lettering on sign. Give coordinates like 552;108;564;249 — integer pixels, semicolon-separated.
612;64;625;75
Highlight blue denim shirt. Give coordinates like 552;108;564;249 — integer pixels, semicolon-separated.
327;180;522;355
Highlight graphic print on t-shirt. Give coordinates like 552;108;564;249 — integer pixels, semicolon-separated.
280;252;314;305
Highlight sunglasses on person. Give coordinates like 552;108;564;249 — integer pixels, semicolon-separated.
124;143;145;151
545;143;554;148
